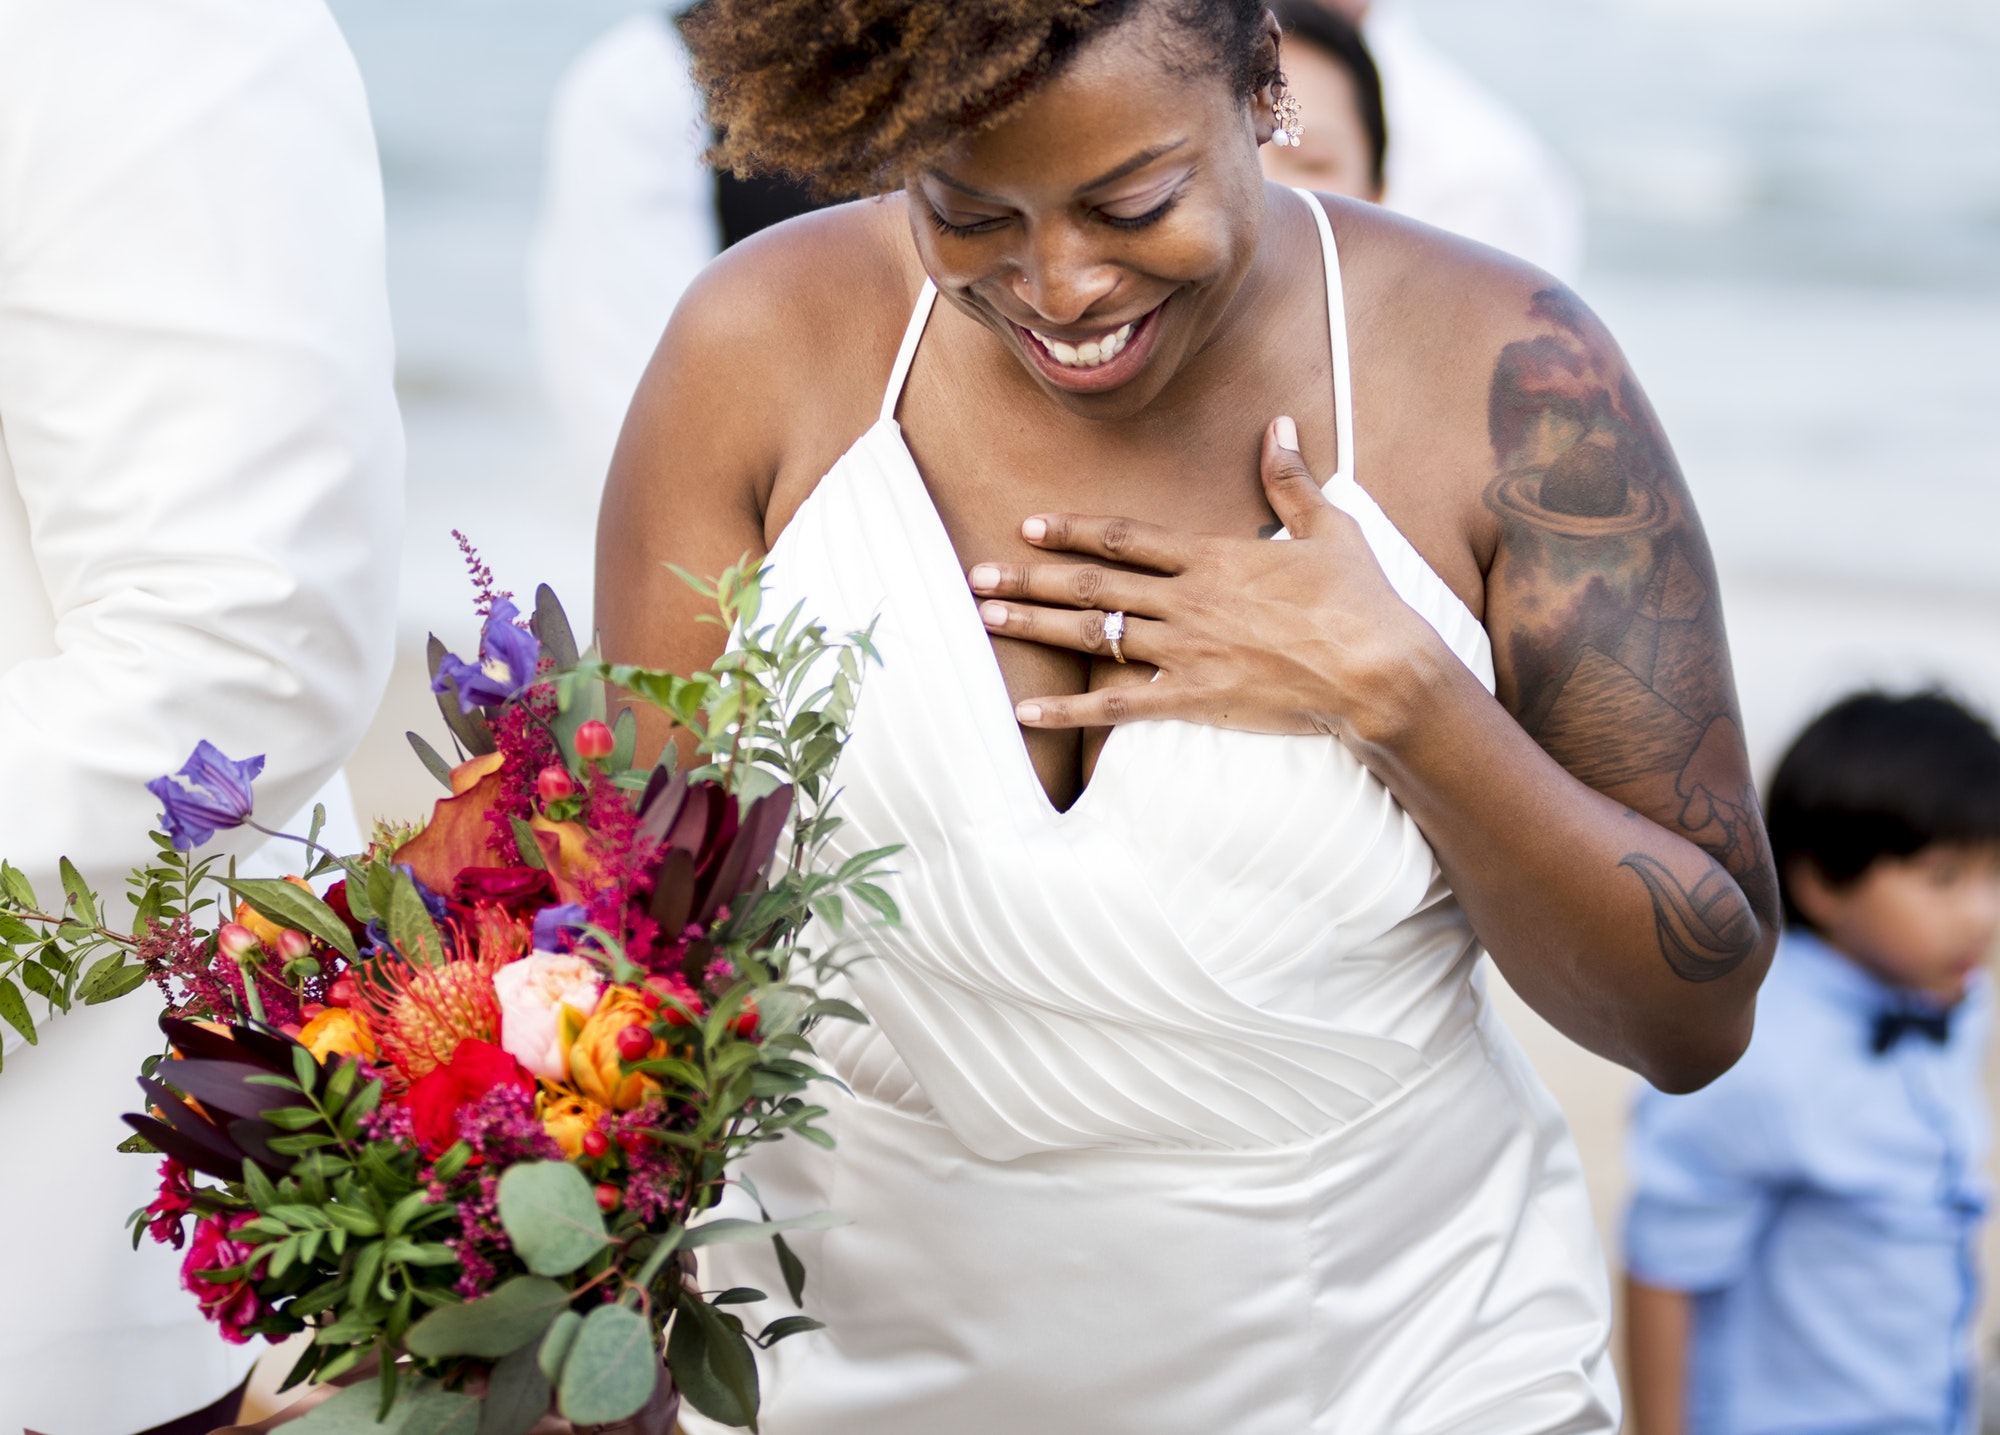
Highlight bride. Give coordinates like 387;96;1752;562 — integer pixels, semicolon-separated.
596;2;1777;1429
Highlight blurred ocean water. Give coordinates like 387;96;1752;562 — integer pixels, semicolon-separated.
324;0;2000;721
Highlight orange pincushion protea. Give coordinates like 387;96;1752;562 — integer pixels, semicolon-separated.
361;952;505;1084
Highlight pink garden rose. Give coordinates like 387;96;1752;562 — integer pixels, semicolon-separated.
182;1212;269;1344
493;949;603;1080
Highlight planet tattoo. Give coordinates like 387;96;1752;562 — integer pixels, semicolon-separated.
1488;442;1664;538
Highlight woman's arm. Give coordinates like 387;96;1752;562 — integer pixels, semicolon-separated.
1365;285;1777;1088
968;281;1775;1090
1625;1275;1691;1435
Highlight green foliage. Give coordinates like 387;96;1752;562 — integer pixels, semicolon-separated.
556;1304;660;1425
403;1276;571;1360
0;837;219;1064
495;1163;610;1277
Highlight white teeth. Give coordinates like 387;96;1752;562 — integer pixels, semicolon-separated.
1030;320;1136;369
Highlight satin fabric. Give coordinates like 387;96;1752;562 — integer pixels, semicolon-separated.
689;192;1618;1432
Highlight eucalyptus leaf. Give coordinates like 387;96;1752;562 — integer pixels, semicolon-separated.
406;733;455;792
496;1162;609;1277
681;1210;849;1250
479;1343;552;1435
537;1308;583;1384
556;1304;658;1426
398;1388;481;1435
404;1275;571;1359
283;1378;426;1434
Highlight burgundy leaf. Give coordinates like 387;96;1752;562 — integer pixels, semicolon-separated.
648;847;698;934
122;1114;244;1183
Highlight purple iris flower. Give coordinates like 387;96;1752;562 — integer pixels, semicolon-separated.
532;903;590;953
433;597;541;713
146;741;266;851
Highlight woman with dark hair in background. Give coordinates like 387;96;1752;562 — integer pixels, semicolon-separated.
1260;1;1388;200
599;2;1776;1428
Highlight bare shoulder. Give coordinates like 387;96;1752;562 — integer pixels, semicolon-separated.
616;193;924;537
596;195;919;683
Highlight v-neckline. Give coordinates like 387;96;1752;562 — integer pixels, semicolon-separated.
870;414;1125;824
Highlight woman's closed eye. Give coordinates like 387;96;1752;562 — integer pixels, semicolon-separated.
1096;172;1193;231
925;202;1008;239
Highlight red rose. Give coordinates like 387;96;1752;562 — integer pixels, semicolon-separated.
404;1038;535;1156
322;880;366;936
451;865;554;914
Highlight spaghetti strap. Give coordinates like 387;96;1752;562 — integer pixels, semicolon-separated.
1290;187;1355;488
880;279;941;425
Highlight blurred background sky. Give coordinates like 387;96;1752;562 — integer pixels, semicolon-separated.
324;0;2000;1350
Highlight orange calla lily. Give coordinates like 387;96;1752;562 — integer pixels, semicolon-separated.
395;752;508;893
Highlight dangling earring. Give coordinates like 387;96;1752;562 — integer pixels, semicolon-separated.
1271;88;1304;147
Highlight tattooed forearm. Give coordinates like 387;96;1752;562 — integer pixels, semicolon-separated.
1619;853;1758;982
1483;290;1779;976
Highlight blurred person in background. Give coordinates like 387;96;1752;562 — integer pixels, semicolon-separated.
1623;692;2000;1435
0;0;402;1430
1311;0;1584;279
529;10;826;481
1259;2;1387;201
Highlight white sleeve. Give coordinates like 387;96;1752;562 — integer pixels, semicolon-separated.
529;13;721;480
0;0;402;996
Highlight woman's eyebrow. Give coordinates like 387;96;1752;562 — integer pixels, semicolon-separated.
925;138;1191;205
1074;139;1188;195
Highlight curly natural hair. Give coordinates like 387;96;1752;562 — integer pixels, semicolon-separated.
679;0;1280;198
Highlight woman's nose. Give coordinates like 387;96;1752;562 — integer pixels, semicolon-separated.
1010;224;1119;327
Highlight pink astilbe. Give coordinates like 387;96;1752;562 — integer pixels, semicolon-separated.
453;529;513;621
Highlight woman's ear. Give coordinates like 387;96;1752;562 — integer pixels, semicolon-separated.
1251;10;1283;145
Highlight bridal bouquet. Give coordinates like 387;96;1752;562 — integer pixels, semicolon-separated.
0;556;890;1431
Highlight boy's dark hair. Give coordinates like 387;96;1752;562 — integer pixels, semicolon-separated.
1768;690;2000;929
1269;1;1387;195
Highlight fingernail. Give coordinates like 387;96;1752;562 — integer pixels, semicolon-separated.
1274;415;1299;451
968;564;999;591
1016;703;1042;723
979;601;1007;628
1022;517;1048;542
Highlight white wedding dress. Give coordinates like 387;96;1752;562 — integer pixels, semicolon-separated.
690;190;1620;1433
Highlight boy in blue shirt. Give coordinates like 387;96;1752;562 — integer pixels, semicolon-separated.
1624;691;2000;1435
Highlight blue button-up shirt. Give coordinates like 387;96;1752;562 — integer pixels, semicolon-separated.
1625;931;1991;1435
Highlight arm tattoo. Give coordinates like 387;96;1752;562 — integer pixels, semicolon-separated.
1484;290;1776;980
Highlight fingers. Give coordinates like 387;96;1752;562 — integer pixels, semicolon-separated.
1261;415;1337;539
1014;680;1178;731
978;599;1165;659
1019;512;1195;574
968;557;1167;614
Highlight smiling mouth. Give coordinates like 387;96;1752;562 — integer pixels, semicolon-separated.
1023;319;1137;369
1010;301;1166;393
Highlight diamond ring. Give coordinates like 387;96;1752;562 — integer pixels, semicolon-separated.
1102;610;1127;665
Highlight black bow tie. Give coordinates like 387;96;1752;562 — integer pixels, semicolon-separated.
1871;1007;1953;1055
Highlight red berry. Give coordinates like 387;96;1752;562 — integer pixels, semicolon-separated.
615;1023;654;1062
325;973;358;1009
594;1183;621;1212
575;720;616;762
618;1131;648;1154
536;764;577;803
581;1129;610;1159
730;999;760;1040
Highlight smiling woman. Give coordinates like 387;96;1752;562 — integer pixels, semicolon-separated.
597;2;1776;1430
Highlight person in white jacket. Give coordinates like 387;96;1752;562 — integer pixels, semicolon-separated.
0;1;402;1430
